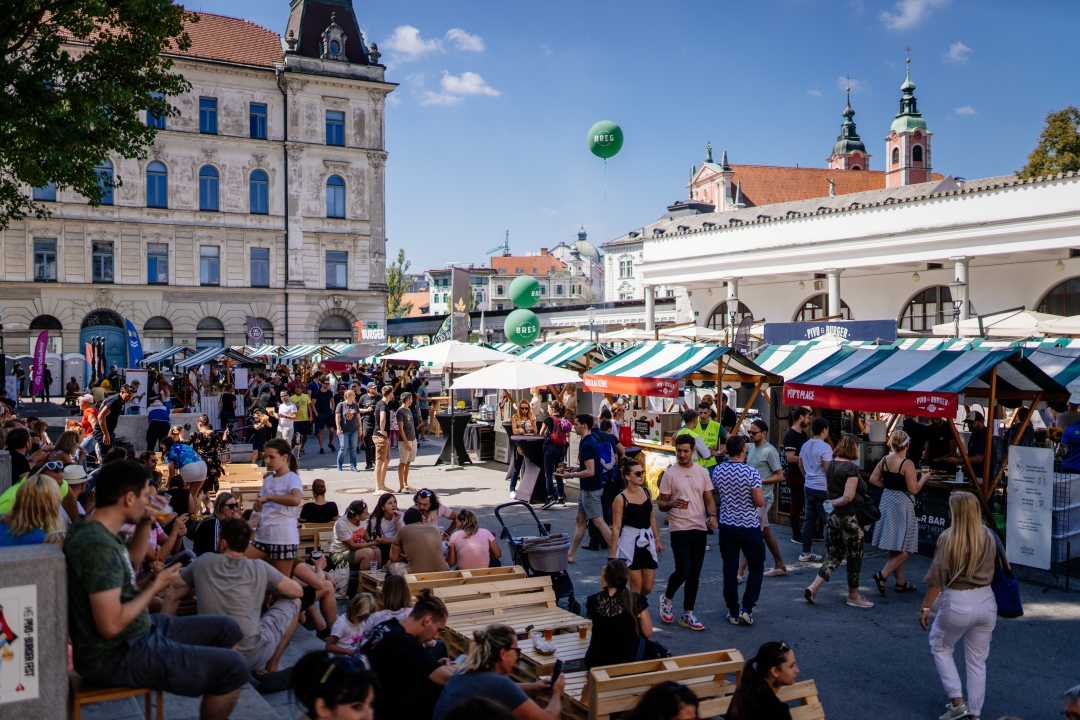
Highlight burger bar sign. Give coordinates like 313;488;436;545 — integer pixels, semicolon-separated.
355;321;385;342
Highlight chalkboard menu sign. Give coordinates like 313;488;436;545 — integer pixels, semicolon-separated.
634;417;651;438
821;409;843;444
777;478;792;515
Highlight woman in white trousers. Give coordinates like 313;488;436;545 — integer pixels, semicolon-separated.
919;492;1003;720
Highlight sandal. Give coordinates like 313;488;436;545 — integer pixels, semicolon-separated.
894;582;917;593
873;571;887;597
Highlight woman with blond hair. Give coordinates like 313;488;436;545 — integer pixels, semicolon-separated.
804;433;874;609
0;474;63;546
920;492;1003;720
447;508;501;570
432;622;565;720
869;429;929;595
47;430;81;466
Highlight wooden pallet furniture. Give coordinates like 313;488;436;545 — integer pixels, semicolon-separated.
513;628;590;682
699;679;825;720
358;566;528;608
69;673;163;720
560;649;745;720
436;576;588;658
298;522;336;557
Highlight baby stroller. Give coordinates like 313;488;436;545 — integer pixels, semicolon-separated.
494;501;580;615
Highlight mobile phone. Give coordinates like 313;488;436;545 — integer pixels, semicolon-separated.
550;659;564;685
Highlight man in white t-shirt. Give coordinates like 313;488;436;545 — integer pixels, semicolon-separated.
797;417;833;562
275;390;298;443
657;434;717;632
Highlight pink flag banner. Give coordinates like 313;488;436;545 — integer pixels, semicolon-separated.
30;331;48;395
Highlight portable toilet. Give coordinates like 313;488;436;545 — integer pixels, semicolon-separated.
45;354;63;396
63;354;87;391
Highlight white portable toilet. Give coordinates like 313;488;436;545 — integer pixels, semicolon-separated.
63;354;87;391
45;353;63;396
12;355;32;397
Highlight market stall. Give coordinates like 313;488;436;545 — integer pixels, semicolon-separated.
173;346;262;419
514;341;612;372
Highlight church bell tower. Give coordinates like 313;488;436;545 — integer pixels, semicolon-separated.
885;56;933;188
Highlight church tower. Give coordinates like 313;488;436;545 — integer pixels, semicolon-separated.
828;84;870;170
885;57;933;188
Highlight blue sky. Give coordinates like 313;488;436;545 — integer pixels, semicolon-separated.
211;0;1080;271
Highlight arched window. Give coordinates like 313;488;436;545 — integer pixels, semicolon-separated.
326;175;345;218
147;161;168;208
143;316;173;353
255;317;274;344
794;294;852;321
318;314;354;343
851;165;862;171
705;301;752;330
249;170;269;215
1038;277;1080;316
912;145;924;163
29;315;63;331
95;160;114;205
199;166;219;212
196;317;225;349
891;147;900;166
900;286;959;332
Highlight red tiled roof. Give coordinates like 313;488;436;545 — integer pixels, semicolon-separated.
490;255;566;275
401;292;430;318
168;12;282;68
727;165;944;207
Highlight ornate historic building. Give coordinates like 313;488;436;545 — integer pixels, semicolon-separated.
0;2;393;368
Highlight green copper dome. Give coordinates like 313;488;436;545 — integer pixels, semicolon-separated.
891;61;927;134
833;89;866;155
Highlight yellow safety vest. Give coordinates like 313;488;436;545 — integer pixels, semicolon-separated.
700;420;724;468
675;425;715;468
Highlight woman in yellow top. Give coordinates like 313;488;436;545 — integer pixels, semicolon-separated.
509;401;537;496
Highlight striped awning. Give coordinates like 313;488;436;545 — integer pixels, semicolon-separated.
515;342;598;370
174;347;260;370
487;343;524;355
138;346;186;366
1023;346;1080;392
783;347;1068;417
275;344;341;362
240;344;286;358
583;342;774;398
754;338;874;378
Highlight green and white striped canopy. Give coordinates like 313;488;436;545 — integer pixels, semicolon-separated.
175;347;259;371
487;342;524;355
515;342;600;370
138;346;186;366
584;342;773;398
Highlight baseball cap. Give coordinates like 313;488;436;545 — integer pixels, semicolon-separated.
63;465;90;485
367;381;377;389
963;411;985;425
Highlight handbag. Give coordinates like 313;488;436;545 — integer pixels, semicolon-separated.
989;530;1023;618
635;636;674;661
853;493;881;527
330;563;351;600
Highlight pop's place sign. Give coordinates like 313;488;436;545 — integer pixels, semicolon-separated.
763;319;898;345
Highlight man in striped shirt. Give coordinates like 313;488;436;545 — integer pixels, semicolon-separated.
710;435;767;626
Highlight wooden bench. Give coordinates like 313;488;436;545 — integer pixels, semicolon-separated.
513;627;589;682
69;673;162;720
701;680;825;720
560;649;744;720
298;522;335;557
436;576;588;658
359;566;528;608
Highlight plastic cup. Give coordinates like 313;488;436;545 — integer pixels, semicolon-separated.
370;561;378;574
921;466;931;476
543;626;553;642
578;624;588;640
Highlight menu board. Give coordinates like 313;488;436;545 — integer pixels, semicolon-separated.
1007;445;1053;570
629;409;663;444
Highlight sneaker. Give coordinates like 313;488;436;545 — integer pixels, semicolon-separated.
763;568;788;577
738;608;753;626
799;552;822;562
319;448;325;454
541;497;558;510
726;613;740;625
329;443;336;451
558;498;567;506
659;594;674;623
938;702;971;720
680;612;705;631
839;558;847;567
337;465;343;472
790;537;804;544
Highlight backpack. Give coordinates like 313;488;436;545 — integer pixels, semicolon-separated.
597;437;617;482
550;418;571;446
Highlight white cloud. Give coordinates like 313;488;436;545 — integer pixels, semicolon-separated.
945;41;972;63
420;71;500;105
838;76;866;93
541;207;557;215
955;106;976;115
541;44;552;56
880;0;950;30
445;28;485;52
383;26;441;61
807;89;822;97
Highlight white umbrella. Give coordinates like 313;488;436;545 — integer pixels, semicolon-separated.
932;310;1060;338
1036;315;1080;335
658;324;727;342
380;339;515;369
450;357;582;390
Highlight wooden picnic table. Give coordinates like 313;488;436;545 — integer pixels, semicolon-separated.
359;566;528;608
512;628;590;682
442;605;589;659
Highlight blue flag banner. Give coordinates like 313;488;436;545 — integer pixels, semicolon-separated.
125;319;144;366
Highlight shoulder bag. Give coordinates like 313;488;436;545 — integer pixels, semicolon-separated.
989;530;1023;618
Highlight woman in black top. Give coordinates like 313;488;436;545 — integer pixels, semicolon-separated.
192;492;241;555
804;433;874;608
219;384;237;425
189;414;229;496
726;641;800;720
609;458;663;595
299;478;340;524
584;559;653;669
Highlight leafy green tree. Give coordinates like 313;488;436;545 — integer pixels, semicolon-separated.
1;1;196;228
385;248;413;319
1018;106;1080;179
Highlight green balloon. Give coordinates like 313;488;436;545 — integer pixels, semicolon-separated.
509;275;541;309
588;120;623;159
505;308;541;346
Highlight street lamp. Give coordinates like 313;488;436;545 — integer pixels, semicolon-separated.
586;306;597;344
726;295;740;345
948;279;967;338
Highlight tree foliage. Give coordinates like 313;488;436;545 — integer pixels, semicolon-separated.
0;1;196;227
385;248;413;319
1018;106;1080;179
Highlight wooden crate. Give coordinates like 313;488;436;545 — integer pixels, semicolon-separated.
359;566;528;609
512;628;590;682
298;522;335;557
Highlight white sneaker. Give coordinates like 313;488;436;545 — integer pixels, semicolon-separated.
938;702;971;720
799;552;823;562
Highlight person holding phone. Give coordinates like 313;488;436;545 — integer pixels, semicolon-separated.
432;622;565;720
335;389;360;472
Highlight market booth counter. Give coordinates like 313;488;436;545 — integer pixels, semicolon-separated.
780;345;1070;567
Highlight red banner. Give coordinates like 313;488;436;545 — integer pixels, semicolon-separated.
582;374;681;398
783;383;958;418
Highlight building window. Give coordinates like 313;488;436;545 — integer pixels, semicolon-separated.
496;303;504;311
326;111;345;146
147;161;168;208
200;245;220;286
147;243;168;284
794;294;852;321
912;145;924;163
146;92;165;129
249;170;269;215
326;175;345;218
891;147;900;165
515;268;524;274
196;317;224;349
899;286;951;332
199;166;219;212
32;183;56;202
1038;277;1080;316
33;239;57;282
556;284;564;295
199;97;218;134
318;314;353;344
496;285;504;296
539;285;546;295
619;259;633;278
706;301;752;330
249;103;267;139
92;241;114;283
94;160;114;205
250;247;270;287
326;251;347;289
142;316;173;352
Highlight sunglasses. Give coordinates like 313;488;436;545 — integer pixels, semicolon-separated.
45;461;63;471
223;502;239;510
417;489;434;499
309;550;324;560
628;470;644;477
